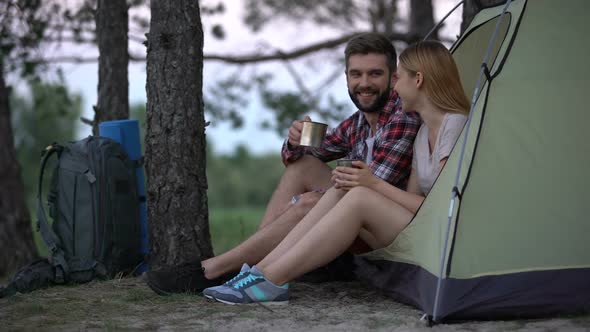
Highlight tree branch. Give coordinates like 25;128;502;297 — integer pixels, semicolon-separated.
42;36;96;44
32;31;428;65
314;65;344;94
32;52;146;64
204;32;360;64
203;31;422;64
80;116;94;126
282;60;318;112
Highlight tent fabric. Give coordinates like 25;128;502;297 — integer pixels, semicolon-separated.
355;0;590;322
355;260;590;321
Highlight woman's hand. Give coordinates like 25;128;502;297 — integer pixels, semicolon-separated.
332;161;378;191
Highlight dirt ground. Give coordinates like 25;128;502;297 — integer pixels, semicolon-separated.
1;276;589;331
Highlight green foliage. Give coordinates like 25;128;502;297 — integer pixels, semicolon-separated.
201;2;226;39
258;88;350;137
0;0;62;76
207;144;284;209
243;0;362;32
130;102;146;144
204;73;253;129
130;101;284;209
209;206;263;255
205;69;350;136
11;79;82;208
261;91;310;135
29;204;265;261
199;1;384;136
201;2;225;16
202;0;415;136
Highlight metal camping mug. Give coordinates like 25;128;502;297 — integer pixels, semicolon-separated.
300;121;328;148
336;159;358;168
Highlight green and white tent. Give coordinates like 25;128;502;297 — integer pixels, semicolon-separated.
356;0;590;322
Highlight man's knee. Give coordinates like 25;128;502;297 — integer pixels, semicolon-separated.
259;192;321;231
284;155;328;176
280;155;332;194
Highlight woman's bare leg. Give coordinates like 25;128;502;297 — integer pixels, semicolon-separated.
201;191;325;279
256;186;347;266
259;186;414;285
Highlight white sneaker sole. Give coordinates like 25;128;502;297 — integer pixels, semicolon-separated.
214;297;289;306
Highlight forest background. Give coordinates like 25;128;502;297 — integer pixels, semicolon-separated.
6;0;463;259
5;1;590;330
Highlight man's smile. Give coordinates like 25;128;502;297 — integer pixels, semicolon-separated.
356;90;378;103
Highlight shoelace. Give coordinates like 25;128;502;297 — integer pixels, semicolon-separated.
223;270;249;286
233;274;263;290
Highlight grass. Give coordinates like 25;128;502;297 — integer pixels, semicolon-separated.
16;302;46;315
209;206;263;255
122;288;153;303
31;206;264;259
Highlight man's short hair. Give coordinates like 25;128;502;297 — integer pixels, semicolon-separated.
344;32;397;72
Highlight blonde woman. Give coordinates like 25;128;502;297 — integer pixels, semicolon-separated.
205;41;471;305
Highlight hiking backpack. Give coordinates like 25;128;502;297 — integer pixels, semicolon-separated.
37;136;144;283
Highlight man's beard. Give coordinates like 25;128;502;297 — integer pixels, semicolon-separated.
348;85;391;114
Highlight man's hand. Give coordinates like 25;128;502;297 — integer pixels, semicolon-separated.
332;161;378;191
288;115;311;147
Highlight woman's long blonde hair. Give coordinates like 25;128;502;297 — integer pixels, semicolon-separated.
398;41;470;115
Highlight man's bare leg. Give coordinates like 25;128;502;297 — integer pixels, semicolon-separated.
145;155;334;293
201;191;324;279
144;197;324;295
258;155;333;229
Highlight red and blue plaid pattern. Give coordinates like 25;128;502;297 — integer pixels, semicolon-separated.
282;90;420;189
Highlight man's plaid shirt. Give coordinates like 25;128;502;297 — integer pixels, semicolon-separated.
281;90;420;189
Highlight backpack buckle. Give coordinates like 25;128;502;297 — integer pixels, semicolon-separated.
84;170;96;183
41;143;62;157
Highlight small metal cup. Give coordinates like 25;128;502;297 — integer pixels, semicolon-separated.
300;121;328;148
337;159;358;168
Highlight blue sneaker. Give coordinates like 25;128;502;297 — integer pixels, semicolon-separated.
209;266;289;305
203;263;251;299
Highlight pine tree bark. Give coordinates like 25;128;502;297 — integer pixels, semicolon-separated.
0;65;37;277
145;1;213;269
93;0;129;135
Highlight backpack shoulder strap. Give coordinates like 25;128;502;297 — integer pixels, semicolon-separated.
36;144;69;283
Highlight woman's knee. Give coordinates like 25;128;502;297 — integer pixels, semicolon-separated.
345;186;374;202
338;187;380;217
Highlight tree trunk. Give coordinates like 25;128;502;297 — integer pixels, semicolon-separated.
145;1;213;269
93;0;129;135
410;0;437;42
368;0;397;37
0;65;37;277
